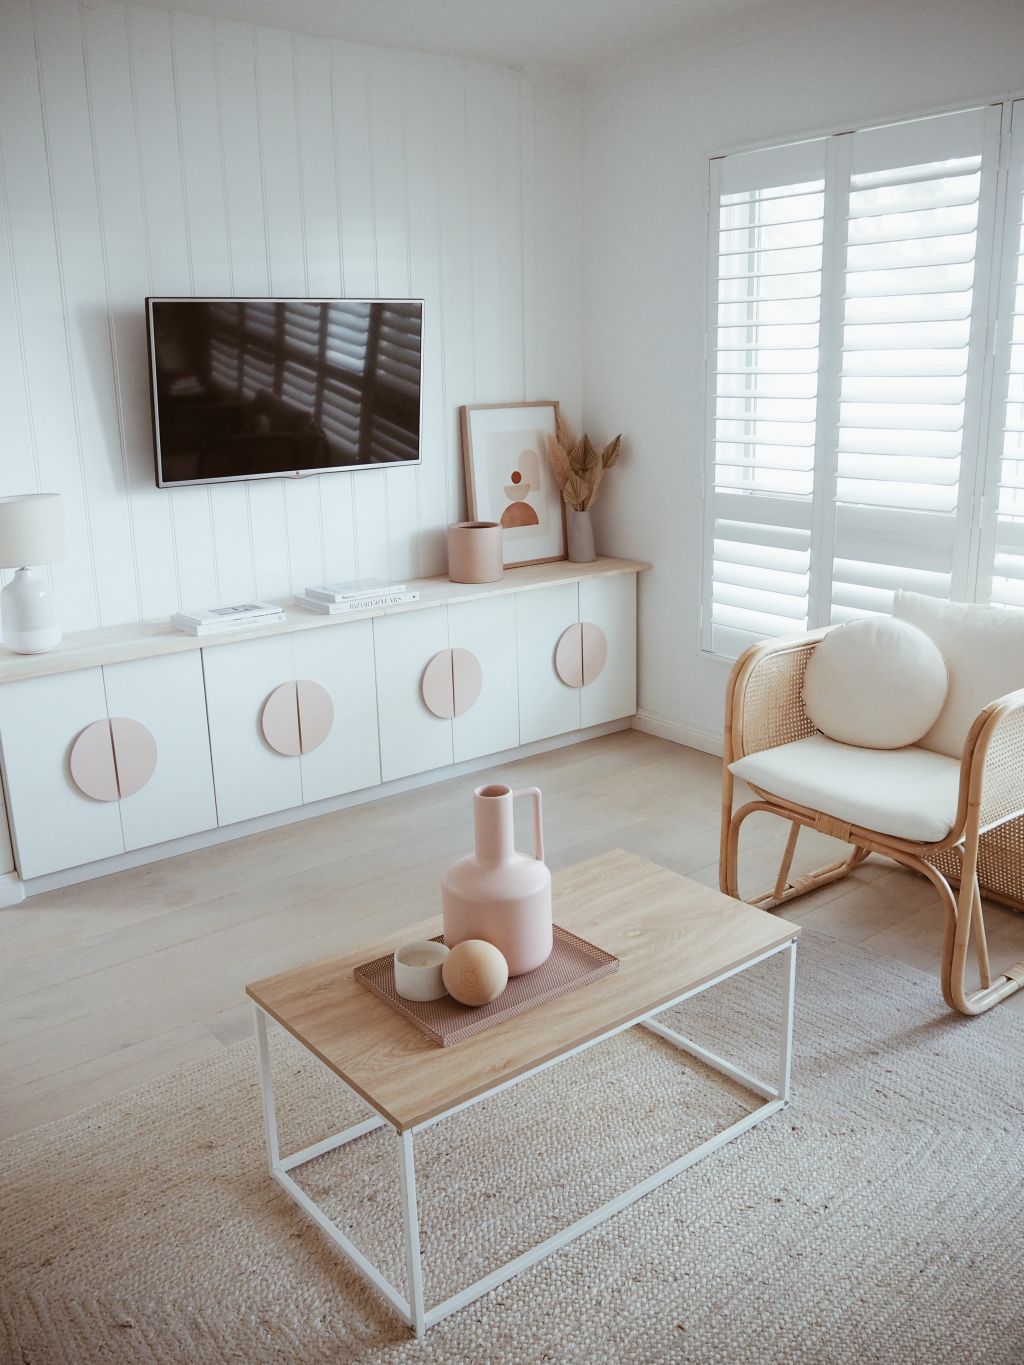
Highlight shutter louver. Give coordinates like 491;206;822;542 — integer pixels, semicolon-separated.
831;113;989;620
705;142;827;655
209;337;239;395
321;375;362;460
282;301;321;357
376;303;422;397
325;302;370;373
987;101;1024;610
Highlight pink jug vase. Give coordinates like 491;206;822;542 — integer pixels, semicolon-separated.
441;784;553;976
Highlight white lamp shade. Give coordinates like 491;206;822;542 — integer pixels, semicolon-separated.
0;494;67;568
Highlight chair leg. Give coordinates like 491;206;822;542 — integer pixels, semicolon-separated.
887;842;1022;1016
722;799;868;910
772;822;802;901
939;837;1024;1016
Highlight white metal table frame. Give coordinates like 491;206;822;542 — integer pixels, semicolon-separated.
252;935;798;1338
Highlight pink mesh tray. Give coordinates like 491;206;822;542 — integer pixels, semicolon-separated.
353;925;619;1047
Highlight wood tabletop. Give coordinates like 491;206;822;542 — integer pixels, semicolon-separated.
245;850;799;1131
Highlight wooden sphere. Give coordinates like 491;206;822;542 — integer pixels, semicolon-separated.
442;939;509;1007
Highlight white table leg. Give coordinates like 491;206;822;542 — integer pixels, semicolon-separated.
253;1002;281;1172
398;1128;426;1337
778;939;797;1103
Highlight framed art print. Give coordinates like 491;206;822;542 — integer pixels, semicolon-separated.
460;401;566;568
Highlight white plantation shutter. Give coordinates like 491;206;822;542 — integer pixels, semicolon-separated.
320;375;362;459
704;140;827;655
325;302;370;373
831;107;997;620
704;102;1017;658
375;303;422;397
209;336;239;394
982;101;1024;609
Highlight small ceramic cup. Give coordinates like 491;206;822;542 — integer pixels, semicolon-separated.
394;940;451;1002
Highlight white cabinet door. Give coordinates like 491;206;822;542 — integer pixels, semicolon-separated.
0;784;13;876
293;623;381;804
448;595;519;763
103;651;218;852
203;635;304;826
516;584;581;744
579;574;638;727
374;609;454;781
0;669;124;878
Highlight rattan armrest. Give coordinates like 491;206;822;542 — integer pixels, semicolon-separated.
961;687;1024;831
724;629;830;763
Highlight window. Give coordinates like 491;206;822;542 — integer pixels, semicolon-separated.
703;100;1024;657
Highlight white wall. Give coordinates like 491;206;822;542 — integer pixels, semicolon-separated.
581;0;1024;752
0;0;581;631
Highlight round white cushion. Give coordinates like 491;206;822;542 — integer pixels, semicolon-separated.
802;617;948;750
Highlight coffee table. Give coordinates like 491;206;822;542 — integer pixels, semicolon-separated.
246;849;799;1337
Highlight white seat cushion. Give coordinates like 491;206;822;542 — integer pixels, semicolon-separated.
893;591;1024;758
802;616;947;749
730;735;961;843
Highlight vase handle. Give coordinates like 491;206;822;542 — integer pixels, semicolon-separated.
512;786;544;862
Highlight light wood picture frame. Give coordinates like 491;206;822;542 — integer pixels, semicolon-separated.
460;402;567;568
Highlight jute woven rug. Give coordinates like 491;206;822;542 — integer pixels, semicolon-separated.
2;930;1023;1364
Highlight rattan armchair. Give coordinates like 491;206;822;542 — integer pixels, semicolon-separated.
720;630;1024;1016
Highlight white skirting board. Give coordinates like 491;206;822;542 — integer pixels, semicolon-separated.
17;719;631;899
632;708;724;757
0;872;25;907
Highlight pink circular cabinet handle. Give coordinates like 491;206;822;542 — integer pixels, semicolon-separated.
423;648;484;719
422;650;456;719
580;622;608;686
554;623;584;688
451;647;482;717
109;716;158;798
554;622;608;688
69;719;119;802
295;678;334;753
262;681;301;756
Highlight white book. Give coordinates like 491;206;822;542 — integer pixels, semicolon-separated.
173;601;282;628
171;613;286;637
295;591;419;615
171;604;285;635
304;577;408;604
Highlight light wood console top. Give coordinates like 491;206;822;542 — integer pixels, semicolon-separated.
0;557;649;684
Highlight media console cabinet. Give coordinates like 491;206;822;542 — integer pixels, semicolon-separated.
0;558;647;900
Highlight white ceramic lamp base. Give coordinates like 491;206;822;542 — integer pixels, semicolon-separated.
1;567;62;654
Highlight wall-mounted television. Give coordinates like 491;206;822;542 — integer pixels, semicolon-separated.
146;297;423;486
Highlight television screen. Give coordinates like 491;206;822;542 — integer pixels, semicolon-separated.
146;297;423;486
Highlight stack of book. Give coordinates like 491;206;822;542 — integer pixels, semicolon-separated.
170;601;285;636
296;578;420;615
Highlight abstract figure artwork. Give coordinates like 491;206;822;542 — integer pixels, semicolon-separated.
460;402;567;567
501;446;542;528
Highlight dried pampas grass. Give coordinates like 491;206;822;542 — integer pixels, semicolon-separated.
545;420;624;511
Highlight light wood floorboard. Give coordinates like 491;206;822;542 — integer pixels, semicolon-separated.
2;730;1022;1138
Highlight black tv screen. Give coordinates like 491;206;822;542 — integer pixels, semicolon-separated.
146;297;423;485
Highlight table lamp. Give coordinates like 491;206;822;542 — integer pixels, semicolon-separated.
0;494;68;654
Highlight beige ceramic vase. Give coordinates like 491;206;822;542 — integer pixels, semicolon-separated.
441;784;553;976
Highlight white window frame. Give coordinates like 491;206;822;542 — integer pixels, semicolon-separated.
701;95;1024;660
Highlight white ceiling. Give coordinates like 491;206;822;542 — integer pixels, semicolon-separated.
134;0;799;78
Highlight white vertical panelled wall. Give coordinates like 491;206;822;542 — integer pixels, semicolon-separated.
0;0;582;632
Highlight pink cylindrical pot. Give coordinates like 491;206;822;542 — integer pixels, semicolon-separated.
442;783;552;976
447;522;503;584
